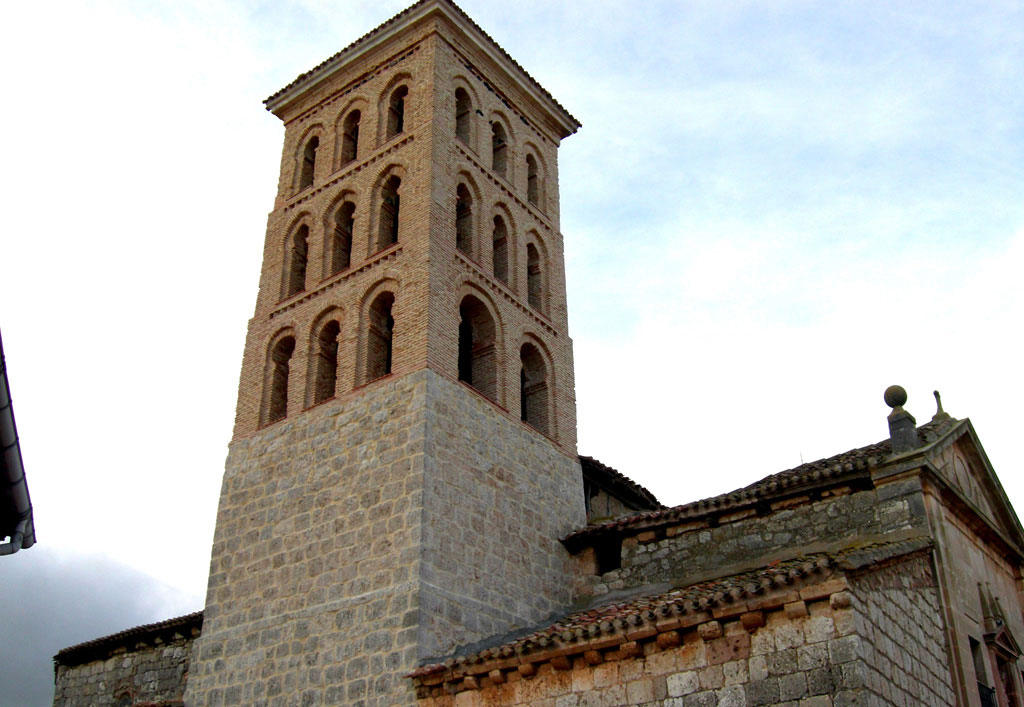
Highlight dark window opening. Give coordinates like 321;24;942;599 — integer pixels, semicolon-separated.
285;225;309;298
457;295;497;402
491;122;507;178
341;110;360;164
456;184;473;255
595;535;622;575
378;176;401;249
314;320;340;404
492;216;508;285
331;202;355;274
387;86;408;138
526;153;539;206
520;343;549;435
455;88;471;144
368;292;395;380
299;136;319;190
267;336;296;423
527;242;542;311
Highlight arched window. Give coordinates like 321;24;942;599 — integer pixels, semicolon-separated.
491;122;507;178
456;184;473;255
527;242;543;312
367;292;395;380
526;154;539;206
341;110;360;165
492;216;508;285
458;295;497;402
331;202;355;274
387;86;408;139
285;225;309;298
455;88;471;144
520;343;549;435
299;136;319;190
313;320;341;404
378;175;401;250
267;336;296;423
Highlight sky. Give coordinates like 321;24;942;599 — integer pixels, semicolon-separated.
1;0;1022;703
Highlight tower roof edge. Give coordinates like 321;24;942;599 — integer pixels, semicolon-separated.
263;0;581;138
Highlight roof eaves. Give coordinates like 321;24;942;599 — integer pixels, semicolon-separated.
54;611;204;668
264;0;580;136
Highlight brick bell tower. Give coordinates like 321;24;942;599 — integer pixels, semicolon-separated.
185;2;584;704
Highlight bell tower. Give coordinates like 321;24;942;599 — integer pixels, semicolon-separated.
185;2;584;705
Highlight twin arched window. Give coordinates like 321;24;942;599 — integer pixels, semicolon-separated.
455;88;471;144
491;122;508;178
267;336;297;423
492;216;509;285
526;154;539;206
299;136;319;191
367;292;395;381
526;242;543;312
313;320;341;404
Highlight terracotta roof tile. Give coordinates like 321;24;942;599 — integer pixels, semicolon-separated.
409;537;932;680
565;416;958;547
54;611;203;667
580;455;663;511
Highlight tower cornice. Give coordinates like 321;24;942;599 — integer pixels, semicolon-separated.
264;0;581;138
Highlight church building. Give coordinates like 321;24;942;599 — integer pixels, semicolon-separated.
53;2;1024;706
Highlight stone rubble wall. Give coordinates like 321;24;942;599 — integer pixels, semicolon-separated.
849;553;956;706
53;635;195;707
587;479;929;599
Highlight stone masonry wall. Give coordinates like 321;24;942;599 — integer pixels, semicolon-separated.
587;480;929;599
186;371;429;707
419;372;585;661
416;579;868;706
849;553;956;706
53;633;196;707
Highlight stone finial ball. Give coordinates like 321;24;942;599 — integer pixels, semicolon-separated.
884;385;907;409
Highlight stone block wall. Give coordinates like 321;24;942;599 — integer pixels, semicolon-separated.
419;372;585;661
585;480;929;599
53;623;198;706
414;577;870;706
186;371;429;707
849;553;956;706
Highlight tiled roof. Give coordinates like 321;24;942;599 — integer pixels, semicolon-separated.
409;537;932;681
565;416;959;547
580;455;663;511
264;0;580;132
54;611;203;667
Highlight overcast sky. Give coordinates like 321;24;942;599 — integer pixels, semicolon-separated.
2;1;1022;703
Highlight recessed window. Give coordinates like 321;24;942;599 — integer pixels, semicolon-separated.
341;110;360;165
331;202;355;274
285;225;309;298
378;176;401;250
491;122;507;178
526;154;539;206
367;292;395;380
387;86;408;139
492;216;508;285
267;336;296;423
458;295;497;402
526;242;543;312
520;342;549;435
299;136;319;190
456;184;473;255
313;320;341;404
455;88;471;144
